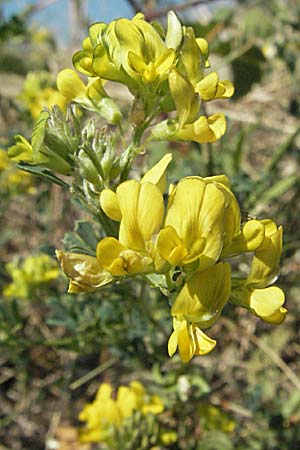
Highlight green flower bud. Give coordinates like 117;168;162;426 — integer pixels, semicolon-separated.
78;149;100;185
151;119;178;140
98;97;122;124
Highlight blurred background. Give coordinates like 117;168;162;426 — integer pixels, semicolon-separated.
1;1;300;449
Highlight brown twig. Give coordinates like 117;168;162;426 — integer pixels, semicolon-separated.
144;0;220;21
30;0;60;12
126;0;143;14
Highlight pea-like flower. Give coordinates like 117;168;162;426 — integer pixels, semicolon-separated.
98;154;172;276
231;220;286;324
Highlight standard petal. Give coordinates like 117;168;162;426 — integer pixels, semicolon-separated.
169;70;199;127
141;153;172;193
117;180;144;251
117;180;164;251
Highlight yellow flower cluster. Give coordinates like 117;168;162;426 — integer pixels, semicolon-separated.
19;71;67;120
0;149;34;195
79;381;164;443
57;154;286;363
57;11;233;143
3;254;59;299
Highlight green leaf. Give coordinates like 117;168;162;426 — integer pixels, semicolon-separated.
74;220;99;251
16;162;69;188
62;220;98;256
259;175;299;204
31;110;49;159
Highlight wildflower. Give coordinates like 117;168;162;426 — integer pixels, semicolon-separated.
157;175;240;269
98;154;172;277
0;148;34;195
7;135;33;163
151;70;227;144
79;381;164;443
56;154;172;287
56;68;121;123
231;220;286;324
19;71;66;120
74;13;177;89
167;263;231;362
3;254;59;298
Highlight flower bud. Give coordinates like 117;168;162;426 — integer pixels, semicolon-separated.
78;149;100;185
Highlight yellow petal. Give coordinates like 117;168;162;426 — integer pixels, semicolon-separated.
195;113;226;141
56;250;112;292
196;37;209;60
247;226;282;287
86;77;106;102
56;68;86;101
168;330;179;357
193;327;216;355
177;322;195;363
205;174;231;188
157;225;187;265
165;11;182;50
171;262;231;326
141;153;172;193
250;286;286;321
155;48;176;77
222;219;265;258
72;49;94;76
100;189;122;221
169;69;199;127
217;80;234;98
96;237;127;276
180;27;203;85
265;306;287;325
178;114;226;143
195;72;219;101
128;51;148;74
8;135;33;163
117;181;164;251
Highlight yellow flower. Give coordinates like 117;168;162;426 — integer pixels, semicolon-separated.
157;176;240;270
0;148;35;195
79;381;164;443
56;68;121;123
4;254;59;298
151;69;227;144
231;220;286;324
7;136;33;163
19;71;67;120
168;262;230;362
74;13;176;89
168;316;217;363
195;71;234;101
98;154;172;277
79;383;120;443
